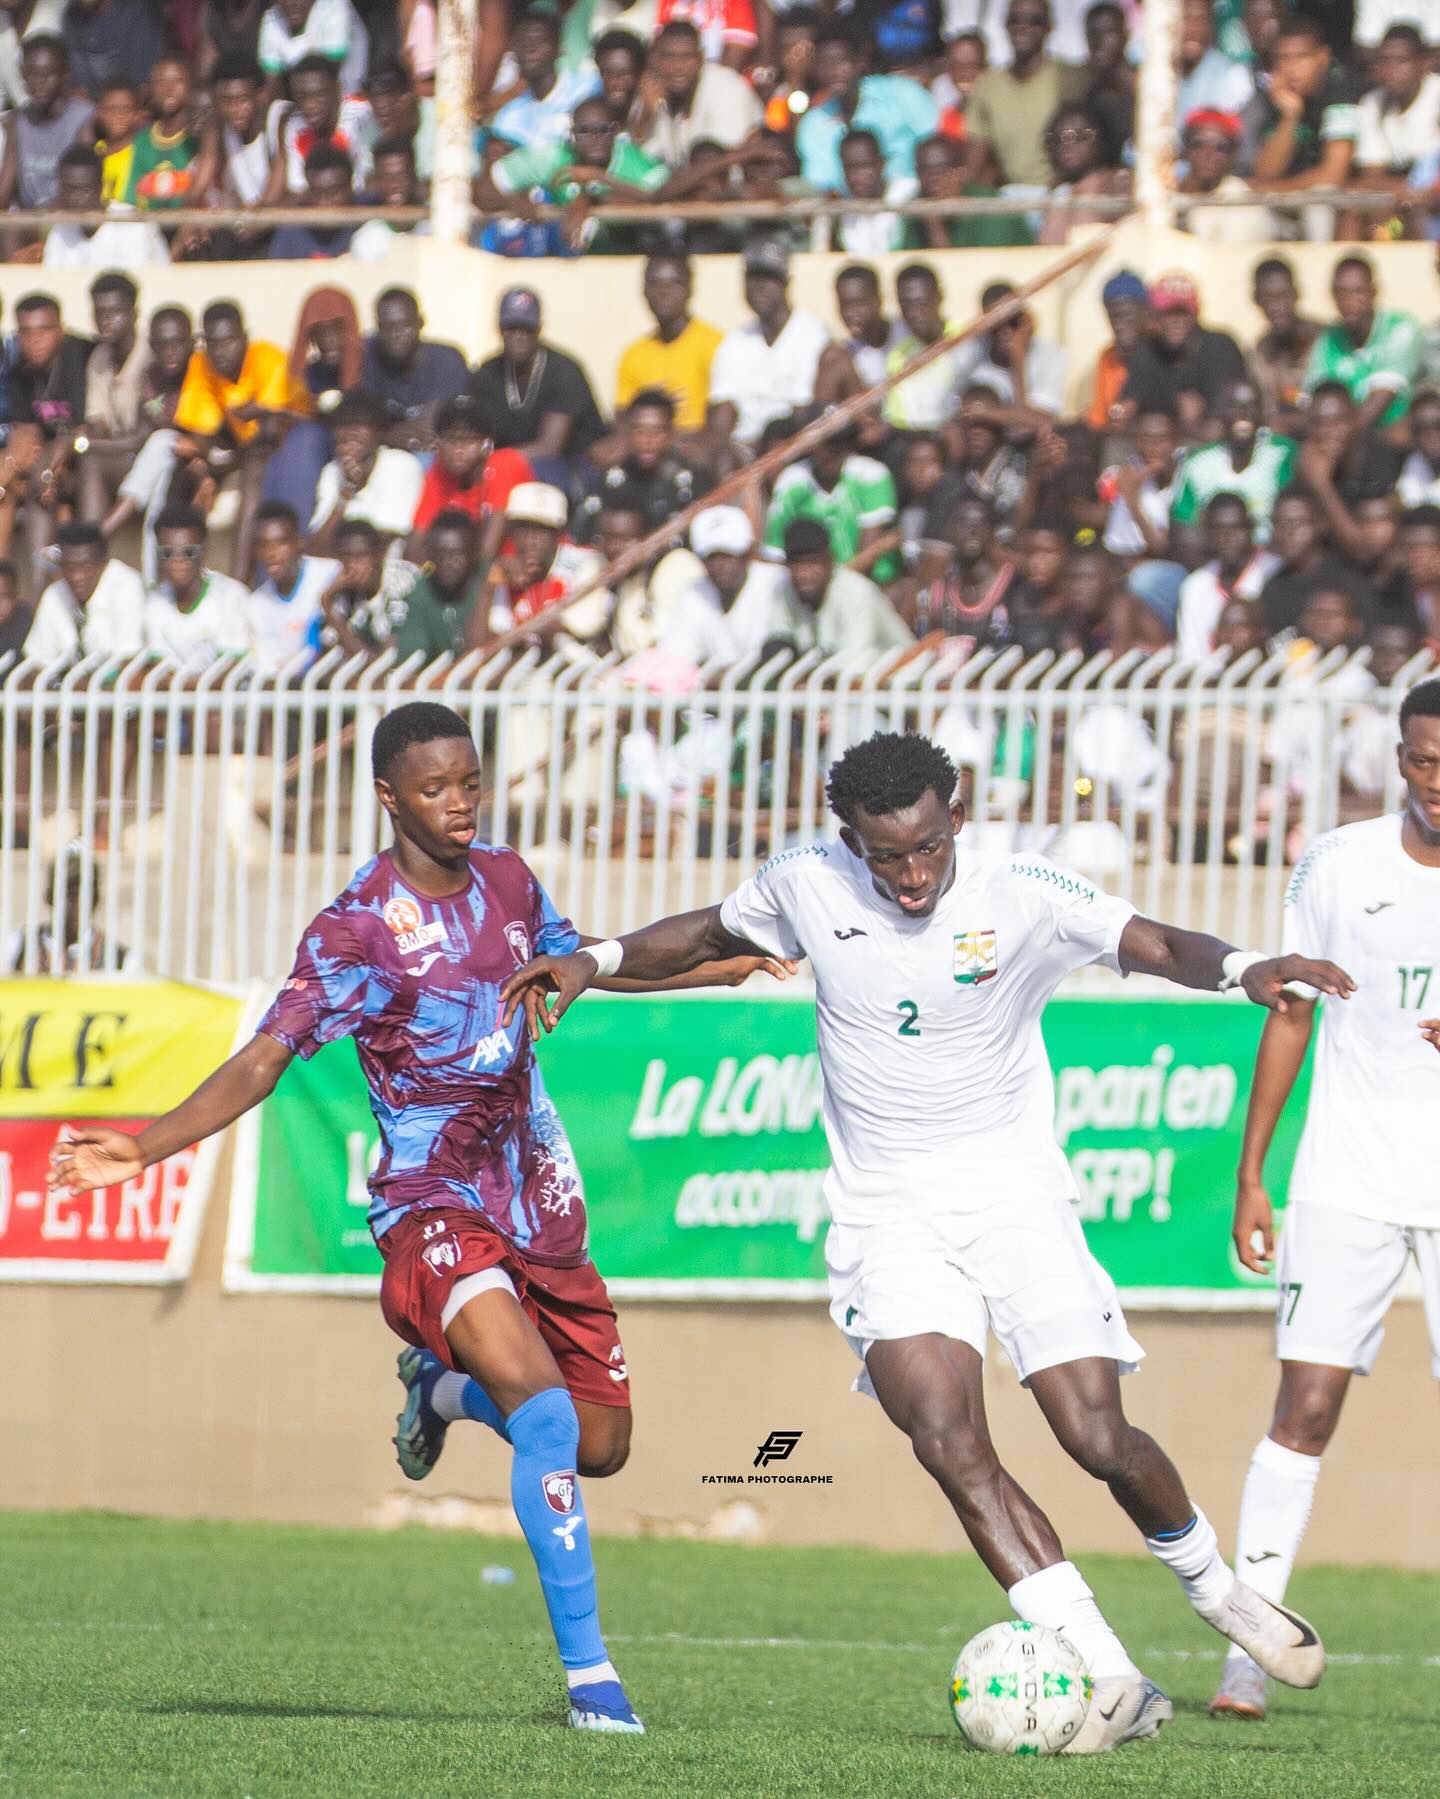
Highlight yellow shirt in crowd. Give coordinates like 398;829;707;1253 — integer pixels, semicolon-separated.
173;340;311;445
615;318;723;434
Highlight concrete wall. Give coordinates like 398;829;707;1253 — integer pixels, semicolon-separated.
4;222;1435;420
6;1128;1436;1563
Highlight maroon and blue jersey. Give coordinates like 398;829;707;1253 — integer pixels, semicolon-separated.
259;845;588;1264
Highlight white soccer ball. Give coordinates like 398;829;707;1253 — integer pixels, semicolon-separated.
949;1620;1092;1756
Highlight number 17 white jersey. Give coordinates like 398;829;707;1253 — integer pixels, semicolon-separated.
719;839;1136;1226
1282;813;1440;1226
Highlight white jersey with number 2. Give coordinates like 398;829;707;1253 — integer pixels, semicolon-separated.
719;838;1136;1227
1282;813;1440;1227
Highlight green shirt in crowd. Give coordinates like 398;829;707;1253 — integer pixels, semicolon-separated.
1304;309;1422;430
1170;429;1298;541
765;454;900;582
393;573;485;663
492;134;668;254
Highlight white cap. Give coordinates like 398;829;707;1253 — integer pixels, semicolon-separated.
506;482;568;529
690;506;754;558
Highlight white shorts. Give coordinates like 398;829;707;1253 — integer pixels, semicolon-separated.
1276;1202;1440;1378
826;1186;1145;1396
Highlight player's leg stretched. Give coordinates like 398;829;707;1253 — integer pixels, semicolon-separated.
1028;1356;1325;1694
1211;1361;1341;1719
865;1334;1170;1753
442;1282;643;1733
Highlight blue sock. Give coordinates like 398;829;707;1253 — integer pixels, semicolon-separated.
506;1387;606;1672
460;1379;511;1440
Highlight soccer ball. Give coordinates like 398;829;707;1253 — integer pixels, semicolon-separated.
949;1620;1092;1756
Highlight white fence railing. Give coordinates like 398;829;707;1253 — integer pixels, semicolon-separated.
2;642;1434;983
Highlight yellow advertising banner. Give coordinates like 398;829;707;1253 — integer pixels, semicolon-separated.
0;979;248;1282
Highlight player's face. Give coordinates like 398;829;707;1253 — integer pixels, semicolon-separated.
377;735;482;863
1399;715;1440;836
841;790;963;917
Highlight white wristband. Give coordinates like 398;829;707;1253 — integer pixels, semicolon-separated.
583;938;623;978
1219;949;1267;992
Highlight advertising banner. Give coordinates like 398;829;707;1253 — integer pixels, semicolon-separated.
0;979;247;1282
226;992;1308;1307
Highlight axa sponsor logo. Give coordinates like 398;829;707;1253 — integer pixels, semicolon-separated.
542;1469;576;1514
469;1025;514;1069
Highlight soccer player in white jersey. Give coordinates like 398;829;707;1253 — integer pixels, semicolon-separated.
1211;679;1440;1722
501;730;1354;1754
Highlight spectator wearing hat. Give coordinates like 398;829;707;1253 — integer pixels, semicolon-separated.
706;239;831;453
764;414;899;580
360;287;468;456
1086;269;1148;432
483;480;613;655
308;392;425;556
409;397;533;565
640;21;761;170
615;253;724;438
1303;254;1421;434
1176;109;1272;244
779;517;912;656
795;22;937;194
659;503;793;666
1118;274;1246;442
466;288;608;486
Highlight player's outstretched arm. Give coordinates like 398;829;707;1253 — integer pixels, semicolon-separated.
500;906;764;1038
48;1032;294;1196
1232;1001;1317;1275
1117;916;1355;1014
577;935;797;996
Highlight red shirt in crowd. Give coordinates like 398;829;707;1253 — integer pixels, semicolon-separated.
411;447;535;534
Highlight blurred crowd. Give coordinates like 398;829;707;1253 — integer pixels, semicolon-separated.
1;235;1436;704
0;2;1431;260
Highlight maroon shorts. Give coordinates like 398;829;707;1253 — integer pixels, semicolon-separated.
377;1207;631;1410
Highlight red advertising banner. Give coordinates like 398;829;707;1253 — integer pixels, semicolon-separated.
0;980;248;1282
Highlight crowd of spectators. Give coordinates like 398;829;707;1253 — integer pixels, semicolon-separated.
1;234;1436;709
0;2;1429;264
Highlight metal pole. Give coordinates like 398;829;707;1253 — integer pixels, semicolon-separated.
432;0;477;246
1134;0;1180;231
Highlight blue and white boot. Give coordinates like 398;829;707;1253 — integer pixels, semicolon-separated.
568;1679;646;1734
393;1346;448;1481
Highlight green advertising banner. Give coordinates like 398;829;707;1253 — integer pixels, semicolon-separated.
224;993;1310;1307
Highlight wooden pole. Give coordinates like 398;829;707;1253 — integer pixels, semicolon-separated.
484;221;1121;654
432;0;477;246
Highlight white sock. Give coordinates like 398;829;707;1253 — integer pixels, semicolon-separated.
1224;1436;1322;1667
566;1659;620;1691
431;1371;470;1423
1145;1506;1235;1617
1007;1560;1140;1680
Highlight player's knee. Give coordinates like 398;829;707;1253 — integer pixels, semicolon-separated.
909;1417;997;1491
578;1410;631;1478
1059;1414;1134;1483
1271;1395;1340;1455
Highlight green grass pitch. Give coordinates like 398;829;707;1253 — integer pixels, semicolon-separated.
3;1512;1436;1797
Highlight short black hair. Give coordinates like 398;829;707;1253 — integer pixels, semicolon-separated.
1333;252;1374;284
435;395;488;436
15;292;59;320
428;507;478;537
1402;503;1440;533
22;31;66;62
304;142;355;180
202;299;243;334
155;503;207;537
211;52;263;85
1252;255;1296;287
290;51;340;82
783;517;831;559
90;270;137;306
57;520;104;552
627;386;675;420
514;5;561;39
1399;680;1440;731
372;701;473;780
896;261;940;292
335;517;382;548
827;732;958;827
593;27;646;63
1205;490;1250;520
255;499;300;531
58;144;101;177
654;18;701;46
1275;12;1326;46
377;284;420;313
372;131;417;163
840;126;881;157
836;262;880;291
1380;23;1425;53
331;390;387;430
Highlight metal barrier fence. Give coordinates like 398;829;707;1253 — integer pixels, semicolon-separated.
2;641;1433;983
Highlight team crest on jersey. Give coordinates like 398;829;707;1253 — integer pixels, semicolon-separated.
505;922;531;966
953;929;998;985
542;1469;577;1514
383;896;423;936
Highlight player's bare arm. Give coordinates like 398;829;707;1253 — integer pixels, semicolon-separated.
1116;916;1355;1013
1231;1001;1317;1275
501;906;768;1038
48;1032;293;1196
575;933;796;999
